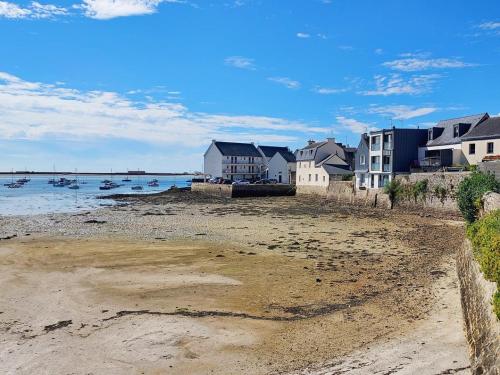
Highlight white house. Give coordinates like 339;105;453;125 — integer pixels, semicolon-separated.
296;138;353;188
204;140;264;181
257;146;296;184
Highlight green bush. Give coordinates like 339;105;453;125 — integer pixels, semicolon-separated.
384;179;403;209
412;179;428;202
467;210;500;319
457;171;500;223
342;174;354;181
433;185;448;205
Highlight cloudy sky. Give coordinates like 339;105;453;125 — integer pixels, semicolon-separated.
0;0;499;172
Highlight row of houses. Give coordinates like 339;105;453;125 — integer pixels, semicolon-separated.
203;113;500;188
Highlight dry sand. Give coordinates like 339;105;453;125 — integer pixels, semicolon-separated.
0;192;471;374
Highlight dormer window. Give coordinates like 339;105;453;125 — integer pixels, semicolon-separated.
428;129;432;141
453;125;459;138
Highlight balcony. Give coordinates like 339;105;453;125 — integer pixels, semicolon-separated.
222;160;260;165
383;142;392;150
371;143;381;151
383;164;391;172
371;163;380;171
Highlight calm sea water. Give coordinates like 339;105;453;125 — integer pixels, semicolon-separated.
0;175;192;216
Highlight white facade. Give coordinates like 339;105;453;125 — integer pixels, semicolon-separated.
204;142;223;178
203;141;264;181
461;138;500;164
267;153;295;184
296;160;331;187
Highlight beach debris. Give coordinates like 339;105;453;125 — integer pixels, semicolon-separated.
44;320;72;332
84;220;107;224
0;234;17;241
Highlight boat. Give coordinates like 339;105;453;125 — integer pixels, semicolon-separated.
147;179;159;187
6;182;22;188
68;183;80;190
53;178;71;187
122;177;132;182
17;177;30;184
101;179;112;184
48;178;56;184
131;185;143;191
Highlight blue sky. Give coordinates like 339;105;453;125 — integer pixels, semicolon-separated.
0;0;499;172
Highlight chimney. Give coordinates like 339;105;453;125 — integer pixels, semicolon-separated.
327;137;336;143
307;140;315;145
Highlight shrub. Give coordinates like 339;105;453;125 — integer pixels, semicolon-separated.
412;179;428;203
433;185;448;205
457;171;500;223
342;174;354;181
467;210;500;319
384;179;403;209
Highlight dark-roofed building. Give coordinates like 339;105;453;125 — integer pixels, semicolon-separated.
258;146;296;184
296;138;354;190
418;113;489;168
204;140;264;181
461;116;500;165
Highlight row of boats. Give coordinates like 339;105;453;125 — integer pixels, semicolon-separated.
3;175;161;191
3;177;30;189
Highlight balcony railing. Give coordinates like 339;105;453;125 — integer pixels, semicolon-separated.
371;143;381;151
371;163;380;171
222;161;260;165
420;157;442;167
383;142;392;150
383;164;391;172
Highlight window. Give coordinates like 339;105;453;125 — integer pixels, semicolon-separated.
360;154;365;165
299;176;301;182
315;174;318;182
323;176;326;182
309;162;311;168
469;143;476;155
487;142;494;154
360;174;365;184
308;174;311;182
453;125;459;138
428;129;433;141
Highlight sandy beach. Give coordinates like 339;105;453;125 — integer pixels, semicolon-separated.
0;191;470;374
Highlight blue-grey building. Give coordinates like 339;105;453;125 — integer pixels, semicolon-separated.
354;133;369;189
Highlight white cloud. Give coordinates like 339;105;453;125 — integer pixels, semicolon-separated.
368;105;438;120
0;1;67;19
0;72;328;148
312;86;348;95
374;48;383;55
224;56;256;70
360;74;439;96
478;21;500;30
268;77;301;89
383;57;476;72
79;0;182;19
335;116;379;134
296;32;310;38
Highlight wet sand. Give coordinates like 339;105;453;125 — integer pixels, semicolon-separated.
0;192;470;374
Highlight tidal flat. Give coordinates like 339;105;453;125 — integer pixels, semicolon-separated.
0;191;470;374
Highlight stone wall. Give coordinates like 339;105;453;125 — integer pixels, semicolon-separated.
457;191;499;375
191;183;296;198
191;183;232;198
479;160;500;181
395;171;471;212
457;241;500;375
296;185;328;196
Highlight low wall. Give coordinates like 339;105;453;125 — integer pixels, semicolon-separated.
191;183;295;198
457;191;499;374
296;185;328;196
191;183;232;198
479;160;500;181
457;241;500;374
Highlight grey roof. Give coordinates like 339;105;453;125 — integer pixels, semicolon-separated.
322;164;352;175
214;141;261;157
461;117;500;141
318;153;348;167
259;146;296;162
426;113;489;147
302;141;327;150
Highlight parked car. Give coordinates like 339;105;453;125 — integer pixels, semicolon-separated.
255;179;272;184
232;179;250;185
268;179;278;184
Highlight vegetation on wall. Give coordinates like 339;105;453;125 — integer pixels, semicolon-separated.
384;180;403;209
457;171;500;223
466;210;500;319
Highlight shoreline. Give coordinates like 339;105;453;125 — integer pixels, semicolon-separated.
0;192;470;374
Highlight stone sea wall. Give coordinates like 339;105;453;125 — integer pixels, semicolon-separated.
457;192;500;375
191;183;295;198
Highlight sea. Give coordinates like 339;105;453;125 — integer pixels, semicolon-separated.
0;174;193;216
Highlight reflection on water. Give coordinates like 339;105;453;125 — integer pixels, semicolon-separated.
0;175;192;216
